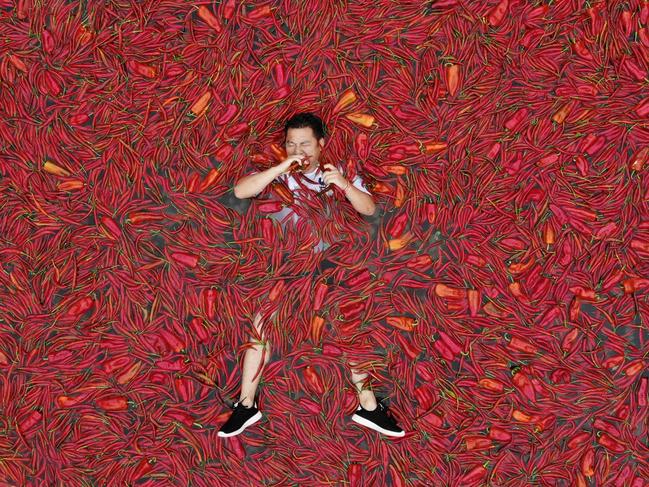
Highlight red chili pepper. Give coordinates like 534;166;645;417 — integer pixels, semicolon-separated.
478;378;504;392
310;315;325;343
100;216;122;239
387;211;408;239
465;436;493;451
597;433;625;453
56;395;85;408
160;329;184;353
581;447;595;477
347;268;371;287
189;317;210;343
637;377;648;406
354;133;370;160
394;333;420;360
222;0;236;20
460;465;487;483
246;4;272;20
215;104;238;125
66;297;94;318
18;410;42;434
303;365;325;394
414;384;435;410
507;336;538;354
215;143;234;160
171;251;199;268
322;343;342;357
225;122;249;138
488;0;509;27
156;357;185;371
175;376;192;402
257;201;284;213
187;173;201;193
103;356;131;374
435;283;466;299
504;107;529;131
488;425;512;442
96;395;128;411
149;372;167;384
261;218;275;244
116;361;142;385
200;168;221;192
197;5;222;33
386;316;417;332
347;463;362;487
267;281;287;306
166;410;194;427
131;458;156;482
567;431;591;449
339;300;367;320
270;181;294;204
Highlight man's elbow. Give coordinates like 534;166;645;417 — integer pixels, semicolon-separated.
360;203;376;216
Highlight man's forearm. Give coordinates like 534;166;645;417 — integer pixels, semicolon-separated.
234;166;284;199
344;186;376;216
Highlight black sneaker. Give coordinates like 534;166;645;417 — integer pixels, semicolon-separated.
217;400;263;438
351;400;405;437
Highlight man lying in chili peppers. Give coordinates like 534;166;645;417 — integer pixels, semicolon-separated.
219;113;405;438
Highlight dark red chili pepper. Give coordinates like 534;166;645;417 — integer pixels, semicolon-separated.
347;268;371;287
215;104;238;125
202;288;218;320
313;280;329;311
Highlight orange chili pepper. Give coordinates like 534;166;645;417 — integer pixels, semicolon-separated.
386;316;417;332
345;112;374;128
190;91;211;116
332;88;357;114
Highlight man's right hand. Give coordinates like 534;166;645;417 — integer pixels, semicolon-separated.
278;155;309;175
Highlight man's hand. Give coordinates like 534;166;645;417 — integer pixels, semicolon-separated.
278;155;310;175
321;164;349;189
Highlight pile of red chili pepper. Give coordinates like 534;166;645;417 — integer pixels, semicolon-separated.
1;0;648;485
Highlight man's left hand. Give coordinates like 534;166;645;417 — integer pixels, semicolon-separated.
321;164;349;189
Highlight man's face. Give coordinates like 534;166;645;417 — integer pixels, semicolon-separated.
285;127;324;164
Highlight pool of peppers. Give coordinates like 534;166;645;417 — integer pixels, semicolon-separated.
0;0;648;486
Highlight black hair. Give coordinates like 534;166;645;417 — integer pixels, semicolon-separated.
284;113;327;140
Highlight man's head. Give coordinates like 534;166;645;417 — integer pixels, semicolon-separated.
284;113;326;164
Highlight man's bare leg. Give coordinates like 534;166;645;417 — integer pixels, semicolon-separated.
238;312;271;407
349;362;378;411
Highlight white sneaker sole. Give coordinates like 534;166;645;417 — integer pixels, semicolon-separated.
351;414;406;437
217;411;263;438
